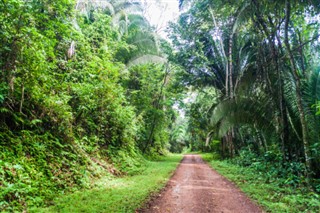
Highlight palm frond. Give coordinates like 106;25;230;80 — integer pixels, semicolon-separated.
210;89;276;138
76;0;115;15
127;54;167;67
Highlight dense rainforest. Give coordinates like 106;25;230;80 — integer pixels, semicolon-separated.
175;0;320;182
0;0;180;210
1;0;320;212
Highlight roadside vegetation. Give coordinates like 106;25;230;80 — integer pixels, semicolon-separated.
1;0;320;212
0;0;180;211
33;154;182;213
171;1;320;211
201;153;320;212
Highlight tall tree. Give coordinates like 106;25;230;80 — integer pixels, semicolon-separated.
170;0;320;178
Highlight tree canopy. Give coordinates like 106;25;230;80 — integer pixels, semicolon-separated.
170;0;320;185
1;0;320;211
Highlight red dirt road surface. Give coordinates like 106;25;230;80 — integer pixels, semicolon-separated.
140;154;263;213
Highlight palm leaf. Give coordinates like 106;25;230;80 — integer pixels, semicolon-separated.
127;55;167;67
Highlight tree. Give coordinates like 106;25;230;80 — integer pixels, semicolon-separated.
0;1;179;210
170;0;320;179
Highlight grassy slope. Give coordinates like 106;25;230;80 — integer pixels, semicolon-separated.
201;153;320;213
32;154;182;213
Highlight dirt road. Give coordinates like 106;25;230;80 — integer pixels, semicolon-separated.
140;154;262;213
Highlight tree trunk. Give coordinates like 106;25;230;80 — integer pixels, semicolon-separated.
209;7;228;96
284;0;312;177
143;64;170;153
19;82;24;113
229;31;234;99
252;0;290;161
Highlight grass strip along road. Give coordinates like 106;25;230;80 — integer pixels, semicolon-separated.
33;154;182;213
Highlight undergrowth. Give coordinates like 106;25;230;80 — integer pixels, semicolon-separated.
0;132;91;211
0;131;147;212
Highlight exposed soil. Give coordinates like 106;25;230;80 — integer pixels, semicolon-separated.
139;154;263;213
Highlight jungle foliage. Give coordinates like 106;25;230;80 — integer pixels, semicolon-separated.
171;0;320;192
0;0;179;211
1;0;320;211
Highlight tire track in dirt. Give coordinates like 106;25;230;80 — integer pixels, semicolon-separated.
139;154;263;213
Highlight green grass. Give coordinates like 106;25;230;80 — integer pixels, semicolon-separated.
201;153;320;213
32;154;182;213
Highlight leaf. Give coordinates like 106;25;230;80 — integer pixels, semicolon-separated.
30;119;42;126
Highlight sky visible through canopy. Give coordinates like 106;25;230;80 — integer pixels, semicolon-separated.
143;0;179;37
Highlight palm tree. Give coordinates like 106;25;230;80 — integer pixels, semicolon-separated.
74;0;166;66
171;0;320;178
